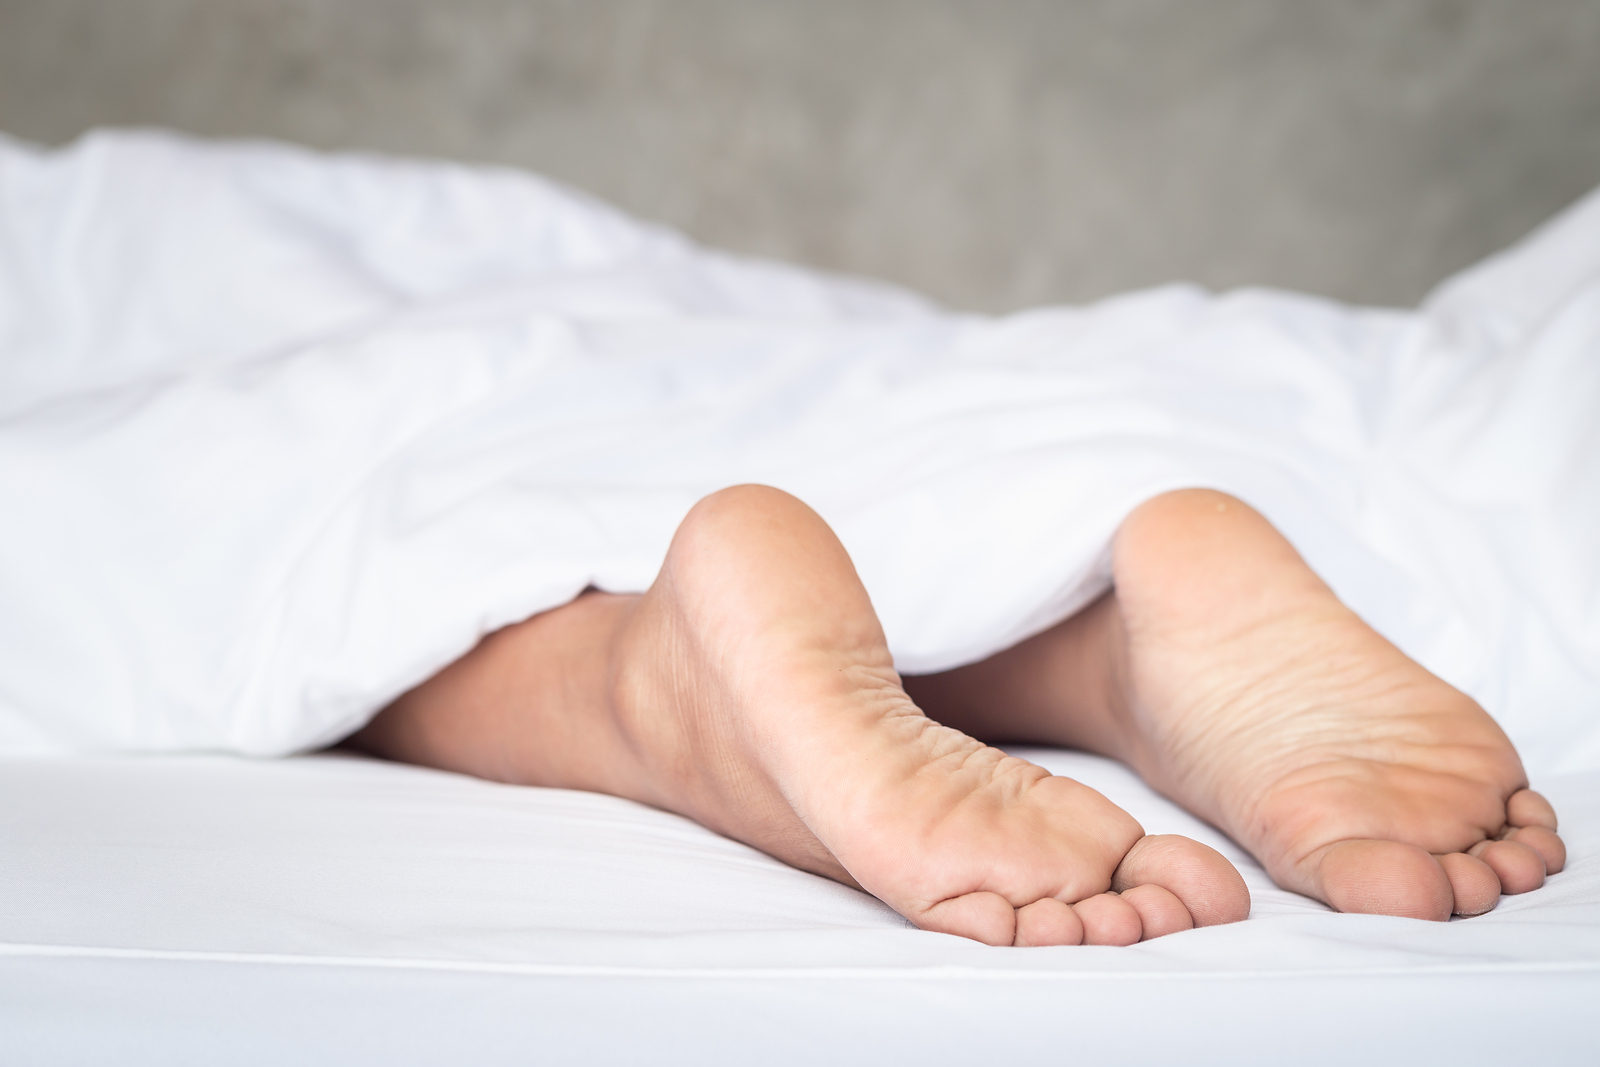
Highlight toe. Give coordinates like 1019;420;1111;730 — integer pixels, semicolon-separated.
1311;839;1453;920
1506;789;1558;831
915;891;1017;946
1072;893;1143;946
1437;852;1501;916
1111;834;1250;927
1119;884;1194;939
1014;898;1086;947
1503;825;1566;875
1470;839;1546;895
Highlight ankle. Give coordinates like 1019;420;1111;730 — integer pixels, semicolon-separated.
492;590;655;800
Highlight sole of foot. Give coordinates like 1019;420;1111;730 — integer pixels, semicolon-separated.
603;485;1251;945
1104;489;1564;920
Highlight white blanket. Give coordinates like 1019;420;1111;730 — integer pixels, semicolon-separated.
1;129;1597;771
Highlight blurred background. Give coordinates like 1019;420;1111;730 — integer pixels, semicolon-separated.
2;0;1598;312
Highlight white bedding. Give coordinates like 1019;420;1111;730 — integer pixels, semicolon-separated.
1;130;1598;1062
2;130;1597;769
2;751;1596;1063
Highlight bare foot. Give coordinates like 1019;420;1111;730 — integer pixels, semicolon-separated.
911;489;1565;921
353;485;1249;945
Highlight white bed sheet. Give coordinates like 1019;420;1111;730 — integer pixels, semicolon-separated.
2;750;1596;1064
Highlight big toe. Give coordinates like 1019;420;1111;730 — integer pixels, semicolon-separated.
1111;834;1250;928
1311;839;1454;921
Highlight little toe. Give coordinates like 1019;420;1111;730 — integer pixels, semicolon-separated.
915;891;1017;946
1506;789;1558;831
1437;852;1501;917
1503;826;1566;875
1014;898;1086;947
1118;883;1194;939
1072;892;1143;946
1311;839;1453;921
1110;834;1250;927
1470;839;1546;895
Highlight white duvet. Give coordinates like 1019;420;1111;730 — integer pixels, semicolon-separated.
1;129;1597;773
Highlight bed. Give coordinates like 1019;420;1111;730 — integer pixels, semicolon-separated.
4;750;1598;1063
1;130;1597;1063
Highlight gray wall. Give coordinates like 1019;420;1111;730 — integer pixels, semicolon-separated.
3;0;1599;311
